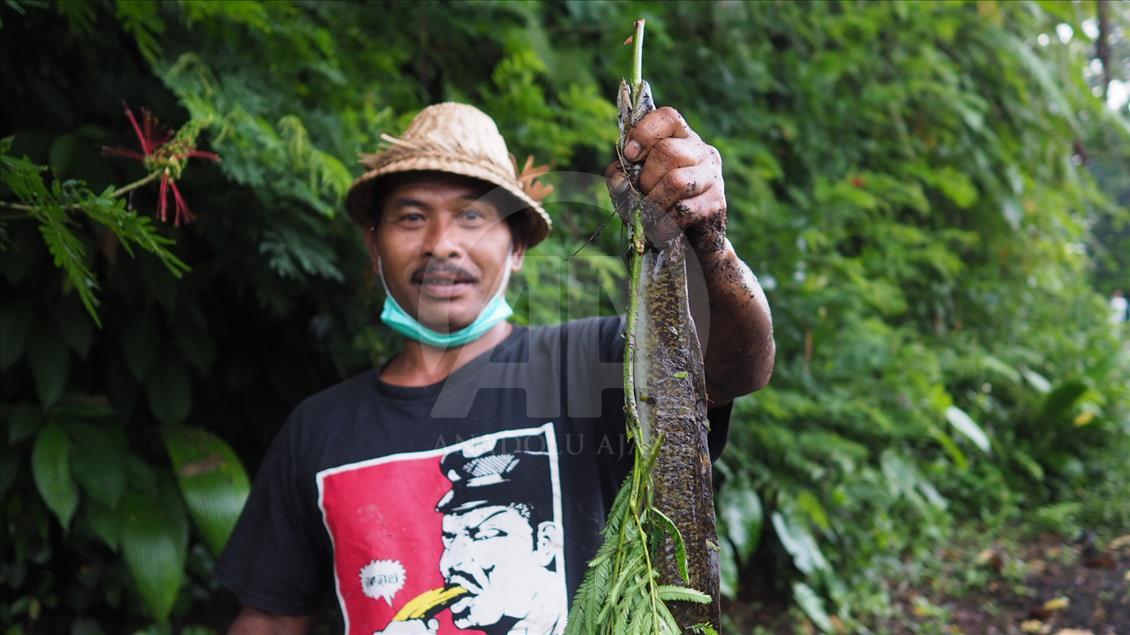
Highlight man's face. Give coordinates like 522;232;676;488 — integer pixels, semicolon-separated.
439;505;546;629
367;173;525;333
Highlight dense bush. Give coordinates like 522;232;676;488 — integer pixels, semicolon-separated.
1;1;1126;632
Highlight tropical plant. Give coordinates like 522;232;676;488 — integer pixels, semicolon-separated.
1;1;1126;632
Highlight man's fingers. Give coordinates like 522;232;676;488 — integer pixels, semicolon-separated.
639;184;728;247
644;163;721;214
675;188;727;226
605;160;627;186
375;620;434;634
623;107;697;161
605;161;634;223
638;137;705;194
676;190;728;252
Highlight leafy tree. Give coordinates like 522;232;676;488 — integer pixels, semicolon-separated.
1;1;1126;632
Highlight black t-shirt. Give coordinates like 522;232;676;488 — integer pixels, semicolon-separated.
216;316;729;634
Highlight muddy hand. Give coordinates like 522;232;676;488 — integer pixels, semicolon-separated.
607;102;727;251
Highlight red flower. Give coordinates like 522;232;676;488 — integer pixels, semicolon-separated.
102;102;219;226
850;176;866;188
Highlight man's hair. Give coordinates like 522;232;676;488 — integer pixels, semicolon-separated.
369;170;534;249
436;446;554;528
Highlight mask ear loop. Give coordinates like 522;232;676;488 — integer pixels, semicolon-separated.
490;250;515;301
375;256;392;297
369;223;389;292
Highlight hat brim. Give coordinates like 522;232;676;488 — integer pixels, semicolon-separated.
345;154;552;247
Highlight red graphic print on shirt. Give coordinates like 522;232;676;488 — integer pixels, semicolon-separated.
317;424;567;635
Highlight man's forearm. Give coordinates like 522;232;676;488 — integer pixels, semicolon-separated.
692;236;775;405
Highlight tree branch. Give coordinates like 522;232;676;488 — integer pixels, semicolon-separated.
1097;0;1112;99
0;169;164;213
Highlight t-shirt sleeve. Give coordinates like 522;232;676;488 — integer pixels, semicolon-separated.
705;401;732;463
594;315;731;462
214;407;328;615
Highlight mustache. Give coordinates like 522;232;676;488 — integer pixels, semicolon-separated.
410;261;478;284
445;570;482;594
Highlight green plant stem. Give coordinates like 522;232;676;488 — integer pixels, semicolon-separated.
623;17;648;448
631;19;645;95
623;243;644;437
0;169;164;213
633;511;661;620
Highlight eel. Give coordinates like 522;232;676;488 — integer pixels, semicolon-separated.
614;26;721;631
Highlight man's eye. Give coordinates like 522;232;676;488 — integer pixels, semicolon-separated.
399;212;426;224
472;527;504;540
459;209;486;222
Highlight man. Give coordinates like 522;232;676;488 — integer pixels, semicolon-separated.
433;440;564;633
220;102;773;634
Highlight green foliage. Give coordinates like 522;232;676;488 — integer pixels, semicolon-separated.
161;426;250;557
1;0;1127;632
0;137;189;326
31;423;78;530
120;476;189;622
566;467;711;635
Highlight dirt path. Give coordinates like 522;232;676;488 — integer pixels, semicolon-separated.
889;533;1130;634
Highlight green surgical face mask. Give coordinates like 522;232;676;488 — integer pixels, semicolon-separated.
378;254;514;349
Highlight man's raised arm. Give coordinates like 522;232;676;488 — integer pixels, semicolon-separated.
606;106;775;405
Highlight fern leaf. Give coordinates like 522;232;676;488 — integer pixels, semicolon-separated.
650;507;690;584
37;209;100;326
656;585;711;604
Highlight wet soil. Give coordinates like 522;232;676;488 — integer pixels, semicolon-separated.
885;533;1130;635
721;533;1129;634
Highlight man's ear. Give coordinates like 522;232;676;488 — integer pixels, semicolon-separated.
534;521;560;568
510;240;527;273
364;226;382;275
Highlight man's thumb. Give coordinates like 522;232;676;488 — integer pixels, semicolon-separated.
605;162;629;192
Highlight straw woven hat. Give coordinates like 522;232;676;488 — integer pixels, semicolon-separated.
345;103;553;246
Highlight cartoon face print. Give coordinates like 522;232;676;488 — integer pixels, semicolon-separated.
439;504;560;630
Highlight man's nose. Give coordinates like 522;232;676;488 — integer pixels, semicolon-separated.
439;545;461;577
422;218;464;259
